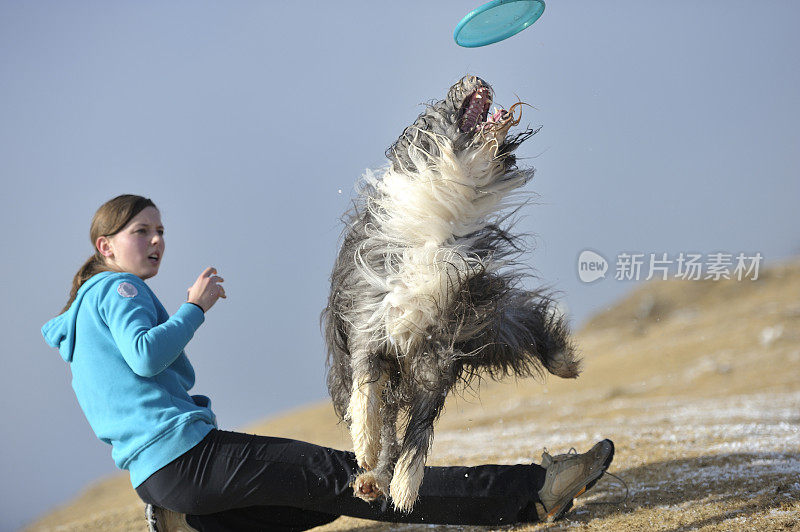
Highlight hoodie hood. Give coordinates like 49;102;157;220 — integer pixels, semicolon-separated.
42;271;116;363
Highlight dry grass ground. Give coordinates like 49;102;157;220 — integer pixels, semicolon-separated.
26;259;800;531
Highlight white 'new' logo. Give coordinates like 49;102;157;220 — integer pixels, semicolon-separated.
577;250;608;283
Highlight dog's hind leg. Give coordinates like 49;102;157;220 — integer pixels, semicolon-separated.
497;290;581;379
458;279;581;380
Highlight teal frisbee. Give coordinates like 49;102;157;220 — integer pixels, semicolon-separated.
454;0;545;48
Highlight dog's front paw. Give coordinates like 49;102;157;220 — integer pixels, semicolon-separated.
389;477;419;513
352;470;388;502
389;454;423;513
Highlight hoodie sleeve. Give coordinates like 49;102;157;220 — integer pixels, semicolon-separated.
99;275;205;378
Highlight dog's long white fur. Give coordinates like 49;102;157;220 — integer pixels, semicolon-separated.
347;127;529;510
346;373;386;470
351;129;525;356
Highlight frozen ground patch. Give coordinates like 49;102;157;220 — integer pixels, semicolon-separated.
431;391;800;464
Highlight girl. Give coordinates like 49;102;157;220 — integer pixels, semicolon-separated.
42;194;614;531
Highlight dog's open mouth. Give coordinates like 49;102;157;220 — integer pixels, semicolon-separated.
458;86;520;134
459;86;492;132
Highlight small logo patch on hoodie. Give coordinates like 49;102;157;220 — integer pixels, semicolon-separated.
117;282;138;298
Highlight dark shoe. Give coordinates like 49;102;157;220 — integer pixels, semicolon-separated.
144;504;198;532
536;439;615;522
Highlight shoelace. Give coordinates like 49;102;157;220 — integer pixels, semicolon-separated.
542;447;578;461
585;470;630;506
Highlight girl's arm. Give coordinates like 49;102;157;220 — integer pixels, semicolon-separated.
100;275;205;377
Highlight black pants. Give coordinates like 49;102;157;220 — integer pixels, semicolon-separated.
135;429;546;531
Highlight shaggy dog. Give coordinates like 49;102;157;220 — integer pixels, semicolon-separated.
322;75;581;512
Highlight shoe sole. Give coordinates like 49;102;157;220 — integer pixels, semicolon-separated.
145;504;159;532
544;439;615;523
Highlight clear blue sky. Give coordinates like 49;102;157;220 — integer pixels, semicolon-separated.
1;2;798;530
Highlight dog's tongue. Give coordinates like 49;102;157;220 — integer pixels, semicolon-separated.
487;108;505;124
459;87;492;132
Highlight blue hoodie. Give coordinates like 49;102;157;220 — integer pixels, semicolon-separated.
42;271;217;487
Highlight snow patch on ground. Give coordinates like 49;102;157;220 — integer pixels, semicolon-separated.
430;390;800;505
433;391;799;463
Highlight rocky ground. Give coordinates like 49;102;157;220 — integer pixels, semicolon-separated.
26;259;800;531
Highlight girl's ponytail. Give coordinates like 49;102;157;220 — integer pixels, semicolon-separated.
62;253;111;313
61;194;157;313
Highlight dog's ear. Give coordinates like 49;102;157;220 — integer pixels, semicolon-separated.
498;125;541;164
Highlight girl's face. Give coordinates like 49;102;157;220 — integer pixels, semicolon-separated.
97;207;165;280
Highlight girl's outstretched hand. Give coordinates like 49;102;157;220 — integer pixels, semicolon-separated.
187;267;226;312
